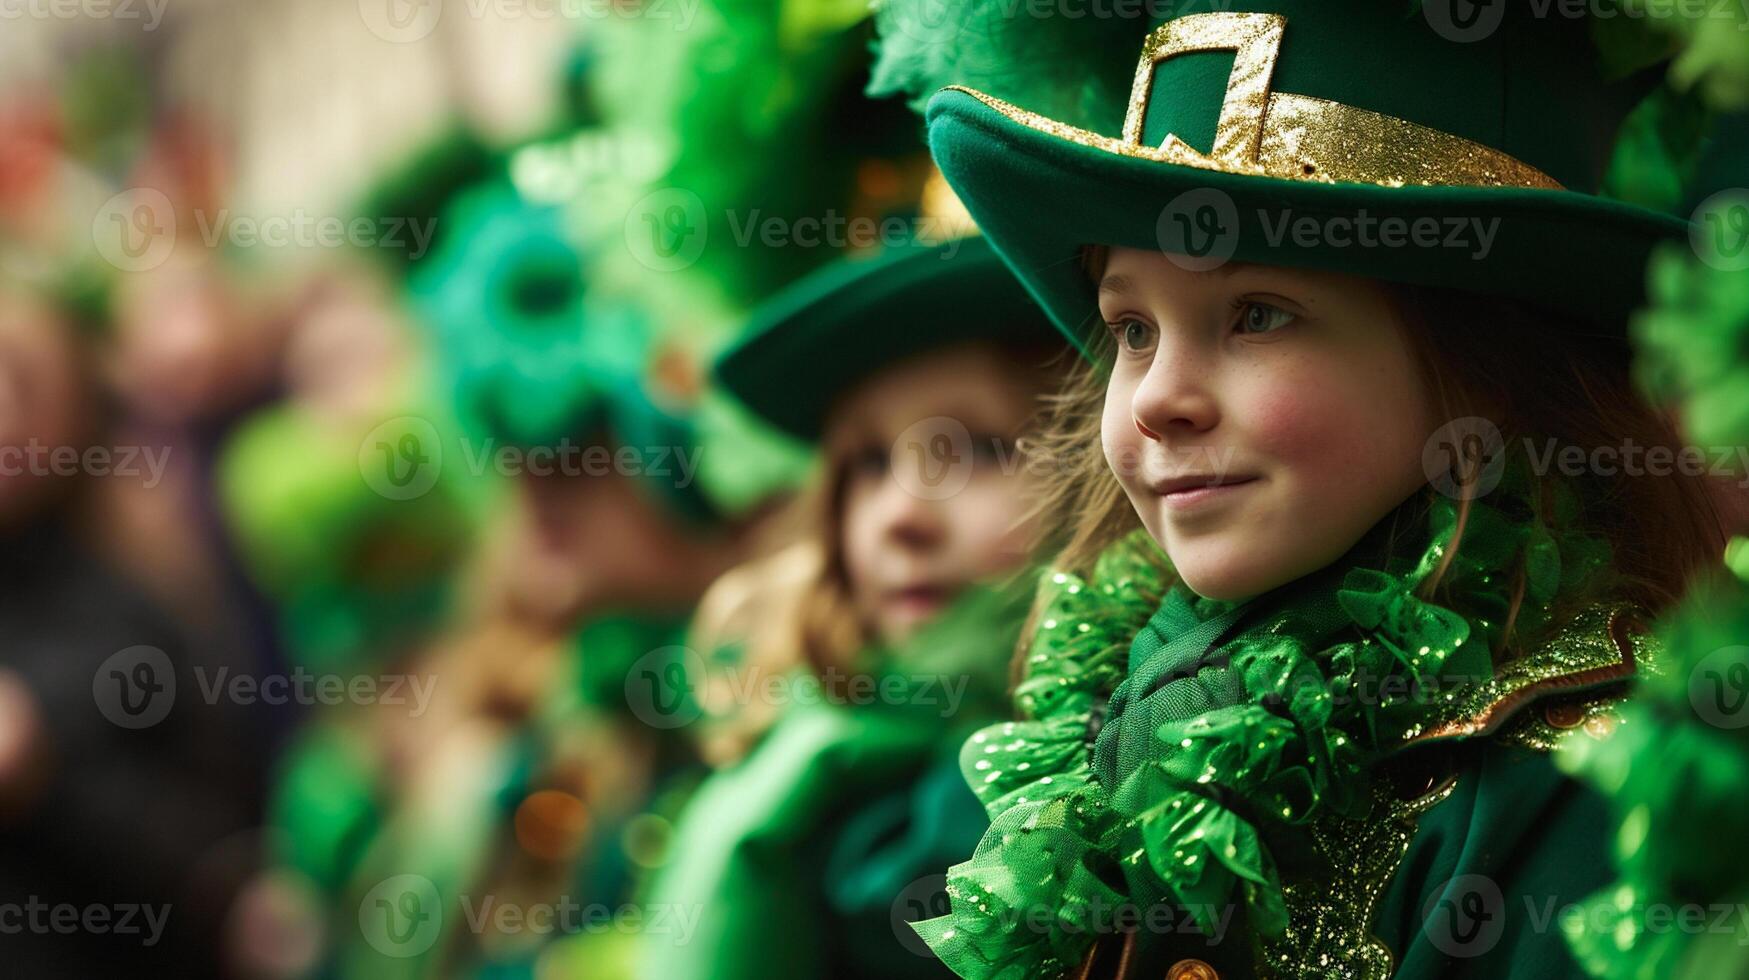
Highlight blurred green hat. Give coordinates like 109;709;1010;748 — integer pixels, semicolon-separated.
715;234;1060;442
218;406;474;670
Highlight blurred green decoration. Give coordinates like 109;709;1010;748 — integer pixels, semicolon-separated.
218;404;476;671
1632;238;1749;452
580;0;923;324
1629;0;1749;110
409;180;634;446
567;0;972;508
1562;47;1749;975
867;0;1145;131
1557;561;1749;980
353;125;507;277
1602;86;1715;213
1630;111;1749;455
407;178;731;524
273;722;386;895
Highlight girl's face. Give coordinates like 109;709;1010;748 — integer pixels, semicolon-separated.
1097;247;1434;601
834;342;1044;646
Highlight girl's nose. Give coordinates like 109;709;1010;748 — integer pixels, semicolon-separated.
1131;350;1219;438
880;462;948;550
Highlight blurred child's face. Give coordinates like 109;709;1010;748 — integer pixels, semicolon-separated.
1097;248;1434;601
835;342;1044;646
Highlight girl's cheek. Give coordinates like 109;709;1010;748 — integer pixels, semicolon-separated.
1244;373;1375;475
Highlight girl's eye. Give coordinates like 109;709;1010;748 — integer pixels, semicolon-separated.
1235;301;1295;335
849;445;888;478
1110;318;1155;353
970;434;1014;467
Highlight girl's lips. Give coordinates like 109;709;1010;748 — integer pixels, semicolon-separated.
885;584;954;618
1159;476;1260;511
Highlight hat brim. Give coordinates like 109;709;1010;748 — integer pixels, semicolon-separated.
715;236;1061;443
927;87;1688;348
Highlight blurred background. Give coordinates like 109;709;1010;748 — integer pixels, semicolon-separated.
2;1;1748;979
0;0;917;976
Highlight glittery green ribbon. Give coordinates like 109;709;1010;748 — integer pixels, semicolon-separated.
915;460;1615;979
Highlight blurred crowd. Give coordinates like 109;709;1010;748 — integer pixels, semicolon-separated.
0;3;868;977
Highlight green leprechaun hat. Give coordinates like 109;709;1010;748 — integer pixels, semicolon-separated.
715;229;1061;443
874;0;1689;343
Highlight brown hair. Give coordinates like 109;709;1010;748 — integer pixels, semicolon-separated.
1029;246;1724;662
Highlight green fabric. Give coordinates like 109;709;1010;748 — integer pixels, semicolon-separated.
1375;744;1617;980
641;581;1031;980
913;453;1617;979
574;613;692;714
879;0;1688;343
714;236;1060;442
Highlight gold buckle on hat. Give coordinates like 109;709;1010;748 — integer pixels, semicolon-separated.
951;11;1562;191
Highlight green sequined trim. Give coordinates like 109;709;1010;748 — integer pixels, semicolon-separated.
1262;777;1459;979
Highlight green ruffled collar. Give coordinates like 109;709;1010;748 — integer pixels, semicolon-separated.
914;465;1616;978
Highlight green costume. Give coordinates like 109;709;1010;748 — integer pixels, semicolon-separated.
865;1;1702;976
643;584;1030;980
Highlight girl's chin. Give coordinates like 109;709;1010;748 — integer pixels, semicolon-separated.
1163;548;1280;602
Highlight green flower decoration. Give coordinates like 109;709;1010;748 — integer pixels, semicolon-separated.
409;180;650;449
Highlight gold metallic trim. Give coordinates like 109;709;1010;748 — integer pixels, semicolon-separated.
945;11;1562;191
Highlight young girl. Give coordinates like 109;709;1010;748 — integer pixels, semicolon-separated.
872;2;1727;977
641;233;1067;980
